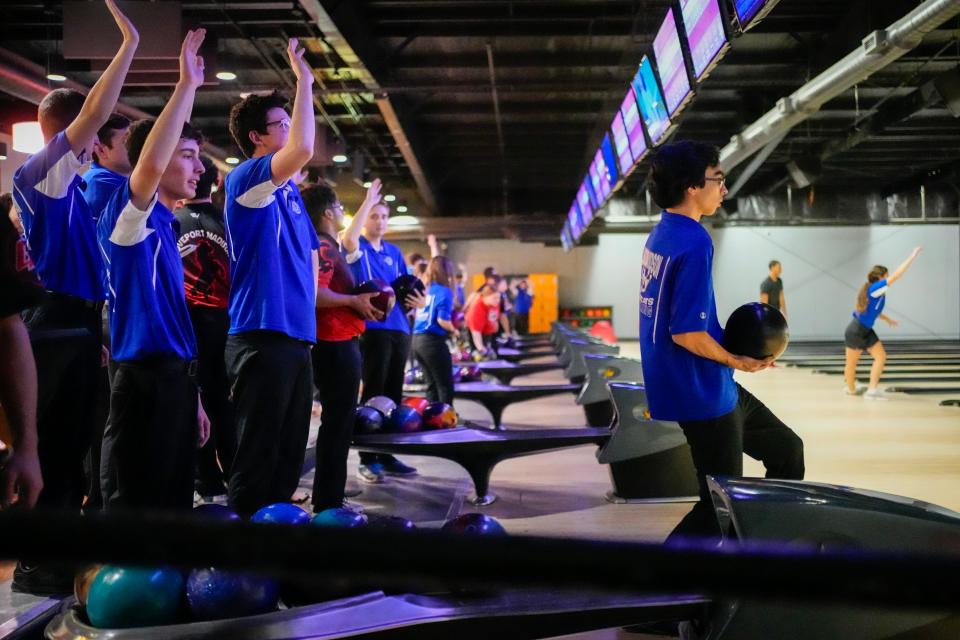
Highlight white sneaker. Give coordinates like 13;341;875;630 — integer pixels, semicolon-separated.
864;388;888;401
844;383;868;396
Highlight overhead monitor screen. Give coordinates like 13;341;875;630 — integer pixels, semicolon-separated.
610;111;634;176
733;0;774;27
631;56;671;145
576;183;594;229
588;158;607;207
680;0;728;79
568;203;584;240
600;133;620;188
619;89;648;165
653;7;693;115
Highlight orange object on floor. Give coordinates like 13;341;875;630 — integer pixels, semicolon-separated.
589;320;617;344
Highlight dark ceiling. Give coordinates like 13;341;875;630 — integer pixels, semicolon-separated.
1;0;958;242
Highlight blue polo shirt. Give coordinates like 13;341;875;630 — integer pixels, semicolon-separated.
82;162;126;221
12;131;106;301
514;289;533;314
97;182;197;362
414;283;453;337
638;212;737;422
852;279;888;329
224;154;320;343
345;235;411;333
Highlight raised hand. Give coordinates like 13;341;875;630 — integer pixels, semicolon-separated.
287;38;314;84
363;178;383;207
179;29;206;88
105;0;139;44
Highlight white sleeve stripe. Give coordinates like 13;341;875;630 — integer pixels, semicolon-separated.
344;248;362;264
236;180;279;209
34;149;83;200
109;195;159;247
870;286;888;298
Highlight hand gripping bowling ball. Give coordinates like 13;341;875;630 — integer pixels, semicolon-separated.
186;569;278;621
354;405;384;434
391;274;426;310
723;302;790;360
365;395;397;419
422;402;458;430
402;396;431;414
311;508;368;529
250;502;311;526
353;279;396;318
385;405;423;433
441;513;507;536
86;566;185;628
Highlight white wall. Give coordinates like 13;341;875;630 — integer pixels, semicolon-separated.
435;224;959;341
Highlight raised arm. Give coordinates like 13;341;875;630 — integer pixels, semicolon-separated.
270;39;315;185
427;234;440;258
886;246;922;286
341;179;381;254
64;0;139;156
128;30;205;209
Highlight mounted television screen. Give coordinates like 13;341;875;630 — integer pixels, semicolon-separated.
588;158;607;206
569;202;585;240
576;183;594;229
619;89;648;165
600;133;620;188
632;56;671;145
680;0;729;80
733;0;778;30
610;111;634;176
653;7;693;116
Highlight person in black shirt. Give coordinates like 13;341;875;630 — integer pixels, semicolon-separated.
760;260;786;318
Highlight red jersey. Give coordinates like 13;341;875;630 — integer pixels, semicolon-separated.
316;231;365;341
467;297;499;335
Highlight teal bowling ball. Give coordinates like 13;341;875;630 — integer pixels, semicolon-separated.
311;508;367;528
86;566;184;628
250;502;310;525
185;568;278;621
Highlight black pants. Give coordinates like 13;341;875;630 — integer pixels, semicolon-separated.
226;331;313;517
24;294;102;512
189;306;236;495
101;358;198;511
311;338;361;511
358;329;410;466
669;384;805;541
412;332;454;405
515;313;529;335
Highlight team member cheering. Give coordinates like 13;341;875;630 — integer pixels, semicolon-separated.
638;141;804;540
302;181;383;512
97;29;210;511
843;248;922;400
413;256;458;405
224;39;320;516
82;113;132;220
10;0;138;595
342;201;426;485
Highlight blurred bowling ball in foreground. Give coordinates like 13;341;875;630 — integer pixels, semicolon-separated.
353;279;396;318
451;309;465;330
459;364;481;382
368;515;417;531
404;366;425;385
723;302;789;360
354;405;384;434
86;566;184;628
186;568;278;621
385;405;422;433
74;564;102;606
391;274;426;310
250;502;311;526
441;513;507;536
365;395;397;419
422;402;458;430
193;503;240;521
311;508;367;529
402;396;430;414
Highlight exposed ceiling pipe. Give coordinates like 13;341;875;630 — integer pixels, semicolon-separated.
720;0;960;171
486;42;509;216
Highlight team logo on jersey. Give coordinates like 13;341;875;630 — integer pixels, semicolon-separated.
289;199;302;215
384;255;394;266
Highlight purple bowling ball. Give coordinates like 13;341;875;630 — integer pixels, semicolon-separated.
384;405;422;433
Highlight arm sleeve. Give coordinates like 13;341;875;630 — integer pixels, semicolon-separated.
12;133;82;234
231;155;280;209
668;249;714;335
108;183;159;247
869;279;889;298
316;238;337;290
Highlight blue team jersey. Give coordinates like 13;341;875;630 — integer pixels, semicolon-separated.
638;212;737;422
514;289;533;314
82;162;126;221
97;182;197;362
12;131;106;301
345;235;411;333
224;154;320;343
414;282;453;337
852;279;888;329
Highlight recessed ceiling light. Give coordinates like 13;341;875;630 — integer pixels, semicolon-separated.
46;73;67;82
225;156;240;165
362;181;372;188
384;194;396;202
396;205;408;213
388;215;418;227
216;71;237;81
332;154;348;164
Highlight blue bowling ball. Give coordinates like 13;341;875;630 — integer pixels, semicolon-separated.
193;503;240;521
185;568;278;621
311;508;367;529
441;513;507;536
86;566;184;628
250;502;310;525
384;405;423;433
354;405;384;434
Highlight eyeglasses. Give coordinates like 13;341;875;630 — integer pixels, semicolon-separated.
704;176;726;187
265;118;291;130
331;202;344;212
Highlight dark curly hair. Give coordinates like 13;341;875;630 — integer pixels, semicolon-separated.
125;120;204;168
300;183;339;232
228;91;290;158
648;140;720;209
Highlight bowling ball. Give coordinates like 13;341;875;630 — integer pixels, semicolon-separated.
404;367;425;385
391;274;426;310
384;405;423;433
368;515;417;531
185;568;278;621
86;566;184;629
402;396;430;414
353;279;396;318
250;502;311;526
311;508;367;529
74;564;102;606
193;503;240;521
364;395;397;419
723;302;790;360
451;367;463;383
354;405;384;434
451;310;465;330
441;513;507;536
459;364;481;382
422;402;458;430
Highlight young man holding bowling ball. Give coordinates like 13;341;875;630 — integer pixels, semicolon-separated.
638;141;805;541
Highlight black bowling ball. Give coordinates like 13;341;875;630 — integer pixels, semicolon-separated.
392;274;426;310
723;302;789;360
353;279;396;318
